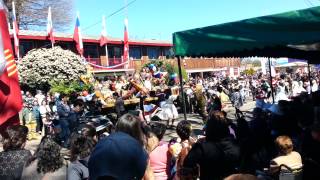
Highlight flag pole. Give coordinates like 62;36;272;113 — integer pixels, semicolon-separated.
268;58;275;104
103;15;108;66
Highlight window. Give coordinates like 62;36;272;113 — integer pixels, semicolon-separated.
114;46;122;58
147;47;160;59
20;41;34;57
129;47;142;60
84;44;99;58
164;47;174;59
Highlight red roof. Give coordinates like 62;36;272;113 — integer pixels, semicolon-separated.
10;29;173;47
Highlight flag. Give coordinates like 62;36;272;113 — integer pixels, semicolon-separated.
47;7;54;45
0;0;23;132
12;1;19;57
100;15;107;47
73;12;83;55
123;17;129;61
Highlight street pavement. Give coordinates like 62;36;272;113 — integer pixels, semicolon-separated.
162;100;256;141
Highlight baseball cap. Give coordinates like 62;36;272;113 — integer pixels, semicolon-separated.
89;132;148;180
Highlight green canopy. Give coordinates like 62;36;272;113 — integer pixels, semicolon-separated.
173;6;320;63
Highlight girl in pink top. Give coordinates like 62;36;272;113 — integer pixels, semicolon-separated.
148;123;171;180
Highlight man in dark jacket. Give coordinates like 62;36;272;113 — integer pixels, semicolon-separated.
182;111;240;180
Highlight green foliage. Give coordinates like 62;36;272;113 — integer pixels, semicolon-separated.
252;60;261;67
143;60;188;81
143;60;164;69
49;80;93;95
173;65;188;81
243;68;256;75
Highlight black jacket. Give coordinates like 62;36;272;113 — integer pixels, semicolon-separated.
183;138;240;180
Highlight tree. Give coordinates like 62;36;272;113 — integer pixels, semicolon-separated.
4;0;74;31
252;60;261;67
18;46;87;90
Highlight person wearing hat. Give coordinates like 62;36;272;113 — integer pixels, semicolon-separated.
88;114;149;180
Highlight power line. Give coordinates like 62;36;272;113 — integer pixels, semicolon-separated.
82;0;137;32
32;0;138;50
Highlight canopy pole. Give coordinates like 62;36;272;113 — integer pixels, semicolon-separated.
308;62;312;94
268;58;275;104
177;56;187;121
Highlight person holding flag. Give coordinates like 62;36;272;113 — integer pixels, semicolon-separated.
0;0;23;137
47;6;54;48
12;1;19;59
100;15;108;66
74;12;83;56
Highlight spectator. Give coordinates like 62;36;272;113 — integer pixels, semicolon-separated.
35;90;45;107
21;137;67;180
182;111;240;180
171;120;196;179
88;114;149;180
224;173;258;180
68;99;85;132
32;100;41;134
68;134;95;180
56;94;71;146
269;136;302;173
231;88;243;110
301;123;320;179
81;124;98;143
0;125;31;180
39;100;52;135
148;122;171;180
114;92;125;119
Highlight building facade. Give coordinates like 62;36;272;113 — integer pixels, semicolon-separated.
11;30;241;76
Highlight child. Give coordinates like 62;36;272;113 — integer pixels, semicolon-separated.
169;120;196;179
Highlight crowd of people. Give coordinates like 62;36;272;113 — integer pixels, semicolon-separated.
1;68;320;180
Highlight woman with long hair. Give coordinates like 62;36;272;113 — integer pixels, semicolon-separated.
0;125;31;180
68;134;95;180
181;111;240;180
21;137;66;180
89;113;150;180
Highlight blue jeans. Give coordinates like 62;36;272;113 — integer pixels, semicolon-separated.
59;119;70;147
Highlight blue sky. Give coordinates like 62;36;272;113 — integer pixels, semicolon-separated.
75;0;320;41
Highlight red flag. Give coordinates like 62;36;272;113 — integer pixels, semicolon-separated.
100;15;108;47
47;7;55;46
73;12;83;55
123;18;129;61
0;1;23;130
12;1;19;57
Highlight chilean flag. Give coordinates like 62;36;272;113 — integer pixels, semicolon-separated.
47;7;54;46
100;15;108;47
73;12;83;55
12;1;19;57
0;0;23;135
123;17;129;61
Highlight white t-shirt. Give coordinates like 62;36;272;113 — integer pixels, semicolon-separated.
272;151;303;170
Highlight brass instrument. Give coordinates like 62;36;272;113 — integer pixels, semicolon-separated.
130;80;149;95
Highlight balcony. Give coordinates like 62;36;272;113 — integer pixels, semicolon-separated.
87;57;241;73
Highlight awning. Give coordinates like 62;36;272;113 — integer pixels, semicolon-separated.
173;6;320;63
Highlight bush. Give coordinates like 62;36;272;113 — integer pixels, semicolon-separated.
49;80;93;95
18;46;87;90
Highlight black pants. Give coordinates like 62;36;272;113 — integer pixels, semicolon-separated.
36;118;43;132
